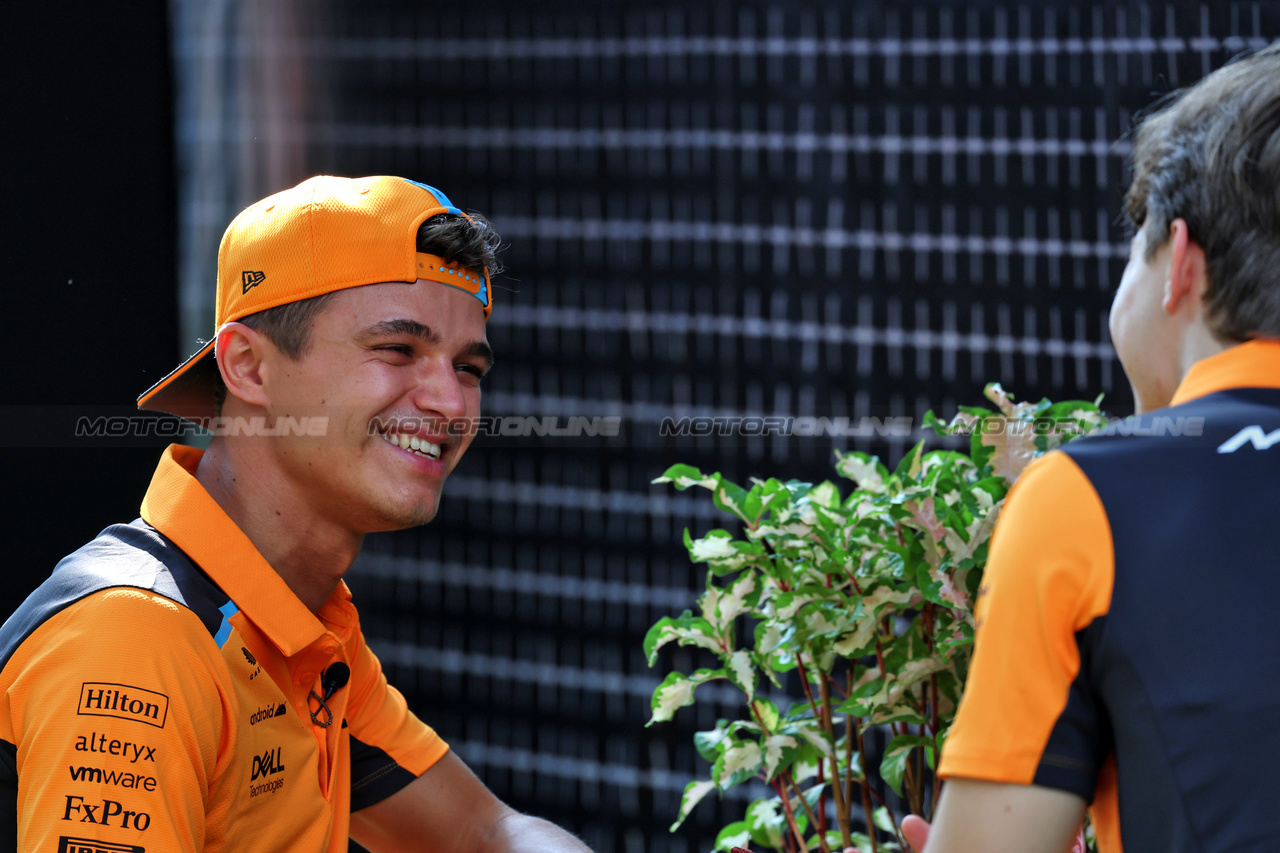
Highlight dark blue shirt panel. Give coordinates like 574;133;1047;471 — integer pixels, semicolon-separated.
1062;388;1280;853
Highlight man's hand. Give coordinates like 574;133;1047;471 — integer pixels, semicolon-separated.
901;814;931;852
843;815;930;853
349;751;591;853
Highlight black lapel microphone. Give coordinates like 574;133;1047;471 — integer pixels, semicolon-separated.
308;662;350;728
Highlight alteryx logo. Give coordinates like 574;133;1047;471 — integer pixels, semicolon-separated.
1217;425;1280;453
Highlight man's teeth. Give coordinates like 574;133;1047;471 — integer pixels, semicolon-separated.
382;432;442;460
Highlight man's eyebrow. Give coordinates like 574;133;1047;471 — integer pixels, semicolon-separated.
462;340;496;373
357;320;494;371
355;318;442;345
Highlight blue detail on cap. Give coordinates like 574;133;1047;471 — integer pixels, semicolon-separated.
214;599;239;648
401;179;463;215
432;258;489;311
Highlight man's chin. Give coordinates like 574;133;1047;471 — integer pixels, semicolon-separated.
364;498;440;532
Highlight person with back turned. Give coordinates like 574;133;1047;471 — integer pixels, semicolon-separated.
898;43;1280;853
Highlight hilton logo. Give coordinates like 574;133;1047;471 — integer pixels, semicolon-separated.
78;684;168;729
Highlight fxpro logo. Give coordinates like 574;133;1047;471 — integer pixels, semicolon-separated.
78;683;168;728
62;796;150;831
57;838;145;853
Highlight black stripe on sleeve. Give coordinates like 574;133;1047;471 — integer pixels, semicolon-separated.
1031;620;1112;803
349;735;418;811
0;738;15;853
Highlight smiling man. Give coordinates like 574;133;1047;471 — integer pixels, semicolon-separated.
0;176;592;853
913;45;1280;853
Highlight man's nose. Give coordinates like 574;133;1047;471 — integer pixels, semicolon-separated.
410;360;468;420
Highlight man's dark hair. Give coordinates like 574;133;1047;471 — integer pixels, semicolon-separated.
1125;42;1280;341
213;211;502;412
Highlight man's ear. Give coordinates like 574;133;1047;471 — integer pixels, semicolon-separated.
215;322;272;408
1163;217;1209;317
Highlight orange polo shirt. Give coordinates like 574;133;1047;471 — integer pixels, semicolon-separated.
939;340;1280;852
0;444;448;852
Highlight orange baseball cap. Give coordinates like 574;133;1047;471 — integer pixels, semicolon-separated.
137;175;491;423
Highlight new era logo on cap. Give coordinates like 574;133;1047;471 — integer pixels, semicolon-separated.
241;270;266;294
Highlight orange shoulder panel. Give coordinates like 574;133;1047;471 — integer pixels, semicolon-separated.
3;588;231;853
345;636;448;778
938;450;1113;786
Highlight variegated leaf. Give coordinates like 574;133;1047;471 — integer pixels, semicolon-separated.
725;650;757;700
689;533;739;561
669;779;717;831
762;734;799;779
719;740;763;785
648;669;723;725
713;572;759;630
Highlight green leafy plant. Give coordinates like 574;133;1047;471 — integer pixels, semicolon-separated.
647;385;1107;853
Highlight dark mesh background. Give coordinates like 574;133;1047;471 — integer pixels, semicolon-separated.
267;4;1280;851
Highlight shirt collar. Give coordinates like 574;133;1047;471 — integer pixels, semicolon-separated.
140;444;355;657
1169;339;1280;406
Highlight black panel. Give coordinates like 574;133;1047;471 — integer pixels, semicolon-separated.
0;739;14;853
1066;388;1280;852
349;735;420;812
1032;621;1112;803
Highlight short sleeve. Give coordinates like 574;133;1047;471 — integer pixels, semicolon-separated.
4;588;230;852
938;450;1115;800
343;636;448;811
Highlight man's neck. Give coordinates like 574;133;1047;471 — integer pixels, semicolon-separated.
1179;321;1233;388
194;441;362;615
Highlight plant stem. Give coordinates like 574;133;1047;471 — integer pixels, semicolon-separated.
927;673;942;818
819;677;854;850
774;777;810;853
783;770;830;853
854;723;879;853
816;758;829;842
844;712;855;819
796;658;821;717
770;779;795;853
903;746;922;817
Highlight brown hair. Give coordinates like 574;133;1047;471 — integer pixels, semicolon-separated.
1125;42;1280;341
214;211;502;411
